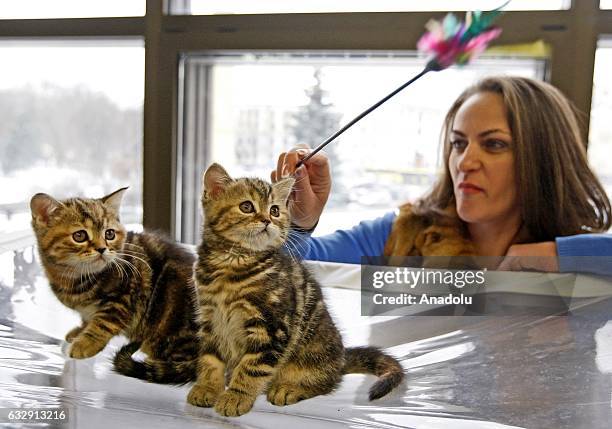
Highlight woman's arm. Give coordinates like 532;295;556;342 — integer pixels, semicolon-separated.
500;234;612;276
556;234;612;276
290;212;396;264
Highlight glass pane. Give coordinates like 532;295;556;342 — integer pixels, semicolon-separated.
177;51;545;242
602;0;612;9
0;40;144;236
0;0;144;19
171;0;569;15
589;40;612;217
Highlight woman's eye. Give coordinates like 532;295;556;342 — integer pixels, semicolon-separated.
270;205;280;217
484;139;509;150
105;229;116;240
239;201;255;213
450;140;468;150
72;230;88;243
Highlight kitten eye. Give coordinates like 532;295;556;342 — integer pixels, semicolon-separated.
270;205;280;217
72;230;88;243
239;201;255;213
105;229;116;240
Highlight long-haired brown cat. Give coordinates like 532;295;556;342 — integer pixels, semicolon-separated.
187;163;404;417
30;188;199;382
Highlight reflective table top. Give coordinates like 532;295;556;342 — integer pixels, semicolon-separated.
1;243;611;428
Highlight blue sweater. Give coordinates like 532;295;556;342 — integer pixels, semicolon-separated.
295;211;612;276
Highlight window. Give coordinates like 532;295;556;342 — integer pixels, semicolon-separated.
0;0;145;19
176;51;545;242
0;40;144;234
169;0;570;15
601;0;612;9
589;39;612;212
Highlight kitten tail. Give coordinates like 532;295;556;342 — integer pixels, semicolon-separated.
343;346;404;400
112;342;197;385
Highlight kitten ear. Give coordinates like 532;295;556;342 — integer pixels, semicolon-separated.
101;187;128;213
203;163;233;199
274;177;295;203
30;193;62;226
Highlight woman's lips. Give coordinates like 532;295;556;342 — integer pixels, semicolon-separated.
458;182;484;194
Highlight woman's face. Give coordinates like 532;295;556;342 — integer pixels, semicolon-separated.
449;91;519;226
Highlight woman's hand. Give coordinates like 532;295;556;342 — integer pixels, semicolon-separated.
271;145;331;230
497;242;559;272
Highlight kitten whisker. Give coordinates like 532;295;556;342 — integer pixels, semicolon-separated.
285;233;308;263
110;259;123;280
285;233;308;258
281;242;299;266
114;257;130;280
113;254;138;277
122;259;136;279
116;256;141;278
115;252;152;272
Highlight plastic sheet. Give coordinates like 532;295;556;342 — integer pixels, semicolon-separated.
1;245;611;428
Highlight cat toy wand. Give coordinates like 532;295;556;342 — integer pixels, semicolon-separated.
295;2;508;169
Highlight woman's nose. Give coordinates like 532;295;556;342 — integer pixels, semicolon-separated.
457;141;482;172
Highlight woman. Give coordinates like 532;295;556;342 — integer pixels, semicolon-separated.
272;76;612;275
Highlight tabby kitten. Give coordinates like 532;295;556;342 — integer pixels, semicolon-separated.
30;188;199;383
187;164;404;417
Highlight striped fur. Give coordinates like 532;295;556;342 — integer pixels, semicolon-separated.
187;164;404;417
30;189;199;380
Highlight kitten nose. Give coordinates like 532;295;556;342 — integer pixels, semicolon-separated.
96;248;106;254
262;219;271;226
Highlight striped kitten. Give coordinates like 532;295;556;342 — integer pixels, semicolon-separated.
187;164;404;417
30;189;199;382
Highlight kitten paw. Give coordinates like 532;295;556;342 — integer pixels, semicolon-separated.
187;384;220;408
68;335;106;359
214;390;255;417
267;385;306;406
65;325;84;343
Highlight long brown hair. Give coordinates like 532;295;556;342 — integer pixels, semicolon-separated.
417;76;611;241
